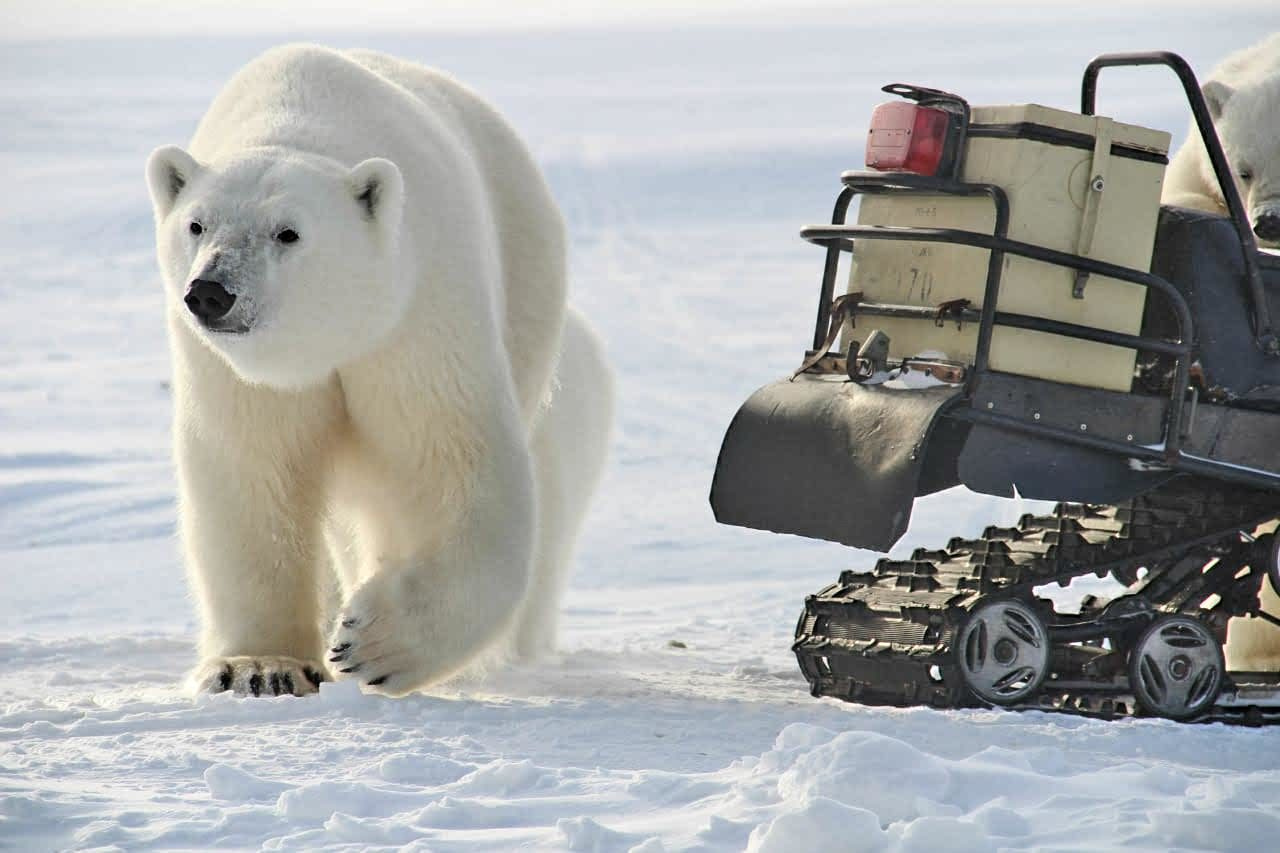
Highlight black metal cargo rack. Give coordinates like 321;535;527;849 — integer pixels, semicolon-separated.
798;51;1280;493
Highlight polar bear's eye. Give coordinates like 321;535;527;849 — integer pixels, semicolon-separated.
189;221;203;236
1240;167;1253;183
276;229;300;244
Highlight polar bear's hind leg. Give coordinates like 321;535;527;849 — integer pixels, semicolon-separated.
512;309;615;659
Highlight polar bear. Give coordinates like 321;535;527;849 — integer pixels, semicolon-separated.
145;45;613;697
1227;522;1280;673
1163;33;1280;247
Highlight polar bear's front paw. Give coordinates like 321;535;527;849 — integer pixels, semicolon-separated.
192;655;328;697
328;579;433;696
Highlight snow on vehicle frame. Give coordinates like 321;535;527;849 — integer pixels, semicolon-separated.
710;51;1280;725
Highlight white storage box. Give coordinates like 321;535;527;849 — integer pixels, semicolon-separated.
848;104;1171;392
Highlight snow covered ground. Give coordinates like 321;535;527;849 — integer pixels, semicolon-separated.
3;3;1279;850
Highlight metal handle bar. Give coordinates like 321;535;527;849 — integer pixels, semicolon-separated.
802;171;1197;455
1082;51;1274;353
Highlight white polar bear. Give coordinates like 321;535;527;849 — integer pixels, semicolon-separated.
145;45;613;697
1163;33;1280;247
1228;521;1280;673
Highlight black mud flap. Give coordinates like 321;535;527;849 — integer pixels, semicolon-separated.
710;378;964;551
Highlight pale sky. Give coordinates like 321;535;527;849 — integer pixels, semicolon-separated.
2;0;833;40
2;0;1254;42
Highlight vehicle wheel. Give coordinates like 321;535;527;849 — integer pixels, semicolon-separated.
1128;614;1223;721
956;598;1050;706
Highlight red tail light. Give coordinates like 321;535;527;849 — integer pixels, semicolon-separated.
865;101;954;175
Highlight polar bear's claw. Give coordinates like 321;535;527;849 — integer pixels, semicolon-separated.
328;591;423;694
192;655;328;697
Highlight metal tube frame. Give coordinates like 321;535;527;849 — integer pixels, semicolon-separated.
800;169;1280;492
812;187;855;350
1082;51;1276;354
849;301;1188;358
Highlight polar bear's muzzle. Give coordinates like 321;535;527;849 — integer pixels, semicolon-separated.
185;278;250;334
1253;205;1280;244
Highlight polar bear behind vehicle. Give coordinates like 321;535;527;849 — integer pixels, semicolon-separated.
1163;33;1280;247
146;45;612;697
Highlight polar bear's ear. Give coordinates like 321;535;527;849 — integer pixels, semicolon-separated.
1202;81;1235;121
146;145;203;220
348;158;404;237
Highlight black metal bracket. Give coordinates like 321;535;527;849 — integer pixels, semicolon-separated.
934;298;972;329
808;171;1010;382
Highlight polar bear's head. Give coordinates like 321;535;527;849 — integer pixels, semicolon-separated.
1202;75;1280;248
146;146;408;387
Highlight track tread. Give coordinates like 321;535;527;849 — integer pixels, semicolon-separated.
795;478;1280;725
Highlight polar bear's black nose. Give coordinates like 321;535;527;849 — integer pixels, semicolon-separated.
185;279;236;322
1254;213;1280;242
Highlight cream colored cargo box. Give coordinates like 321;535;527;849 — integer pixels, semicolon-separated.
849;104;1171;392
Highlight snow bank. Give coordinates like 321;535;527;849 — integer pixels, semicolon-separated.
736;723;1280;851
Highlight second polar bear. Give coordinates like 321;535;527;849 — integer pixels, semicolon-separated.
1163;33;1280;247
146;45;613;696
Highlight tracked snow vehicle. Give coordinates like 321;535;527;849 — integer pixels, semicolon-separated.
711;52;1280;724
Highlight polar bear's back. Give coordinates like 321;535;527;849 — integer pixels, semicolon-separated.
1210;32;1280;86
340;48;569;421
190;44;567;424
190;45;439;169
341;50;569;421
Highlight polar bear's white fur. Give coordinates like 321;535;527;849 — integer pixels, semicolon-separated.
1228;524;1280;672
146;45;613;696
1163;33;1280;247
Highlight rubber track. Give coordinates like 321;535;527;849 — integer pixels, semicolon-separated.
795;478;1280;725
